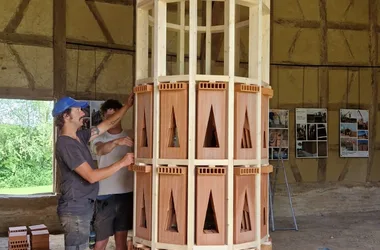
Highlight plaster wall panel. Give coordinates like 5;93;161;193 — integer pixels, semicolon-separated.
327;110;338;146
269;65;279;108
0;43;31;88
66;0;106;43
66;49;97;95
346;69;360;106
273;0;320;21
12;44;53;90
327;29;369;65
370;139;380;181
326;0;369;25
328;69;348;106
0;0;21;31
278;67;303;106
17;0;53;37
344;158;368;182
272;24;320;64
297;159;318;182
95;2;134;46
325;156;345;182
239;27;249;64
167;30;178;55
303;68;319;105
96;53;133;94
359;68;372;106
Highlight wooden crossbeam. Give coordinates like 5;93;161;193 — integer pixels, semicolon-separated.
4;0;31;33
0;32;52;47
93;0;133;5
6;44;36;90
86;0;115;43
85;52;113;92
0;87;52;100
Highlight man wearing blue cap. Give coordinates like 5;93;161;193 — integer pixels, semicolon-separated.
52;94;134;250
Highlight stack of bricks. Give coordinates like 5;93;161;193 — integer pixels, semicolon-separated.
8;226;28;250
29;224;49;250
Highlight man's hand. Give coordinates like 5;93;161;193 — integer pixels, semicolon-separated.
120;153;134;167
115;136;134;147
125;92;135;109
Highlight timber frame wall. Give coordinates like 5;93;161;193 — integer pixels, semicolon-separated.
270;0;380;184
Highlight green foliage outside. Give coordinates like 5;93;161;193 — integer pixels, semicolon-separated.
0;99;54;191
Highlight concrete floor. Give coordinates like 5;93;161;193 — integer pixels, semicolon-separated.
1;211;379;250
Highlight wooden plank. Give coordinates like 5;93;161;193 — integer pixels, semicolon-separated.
53;0;67;194
66;38;134;53
4;0;31;33
53;0;66;99
368;0;378;181
318;67;329;183
93;0;133;5
273;18;369;31
0;32;52;47
66;91;128;100
86;0;115;43
317;0;328;183
319;0;327;65
0;87;52;100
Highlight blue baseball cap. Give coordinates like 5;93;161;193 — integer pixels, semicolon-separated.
52;96;89;117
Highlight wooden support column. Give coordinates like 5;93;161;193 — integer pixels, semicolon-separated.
318;0;328;183
53;0;67;193
367;0;378;181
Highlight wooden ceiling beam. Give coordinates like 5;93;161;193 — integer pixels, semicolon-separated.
0;32;52;48
91;0;134;5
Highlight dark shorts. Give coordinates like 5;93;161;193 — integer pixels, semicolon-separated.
94;192;134;241
59;210;93;250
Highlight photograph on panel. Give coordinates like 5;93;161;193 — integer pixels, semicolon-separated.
269;109;289;128
269;109;289;160
296;141;317;158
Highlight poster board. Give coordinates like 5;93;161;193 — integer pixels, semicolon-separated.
269;109;289;160
339;109;369;158
295;108;328;158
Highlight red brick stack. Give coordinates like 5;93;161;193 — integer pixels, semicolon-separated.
8;226;28;250
29;224;49;250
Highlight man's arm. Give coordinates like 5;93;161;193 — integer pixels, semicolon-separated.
88;93;134;142
74;153;134;183
94;136;134;156
94;141;117;156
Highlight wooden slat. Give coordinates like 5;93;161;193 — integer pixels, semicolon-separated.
4;0;31;33
53;0;67;194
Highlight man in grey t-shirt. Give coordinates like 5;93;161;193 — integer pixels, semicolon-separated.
53;95;134;250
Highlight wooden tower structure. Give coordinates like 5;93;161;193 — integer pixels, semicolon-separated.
132;0;272;249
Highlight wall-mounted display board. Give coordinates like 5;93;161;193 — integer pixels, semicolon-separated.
339;109;369;158
295;108;328;159
269;109;289;160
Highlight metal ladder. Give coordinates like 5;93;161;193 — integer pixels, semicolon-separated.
268;132;299;232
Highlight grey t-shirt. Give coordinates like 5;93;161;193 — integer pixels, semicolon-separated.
55;129;99;215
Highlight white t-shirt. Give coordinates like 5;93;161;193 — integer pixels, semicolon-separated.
91;130;134;195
